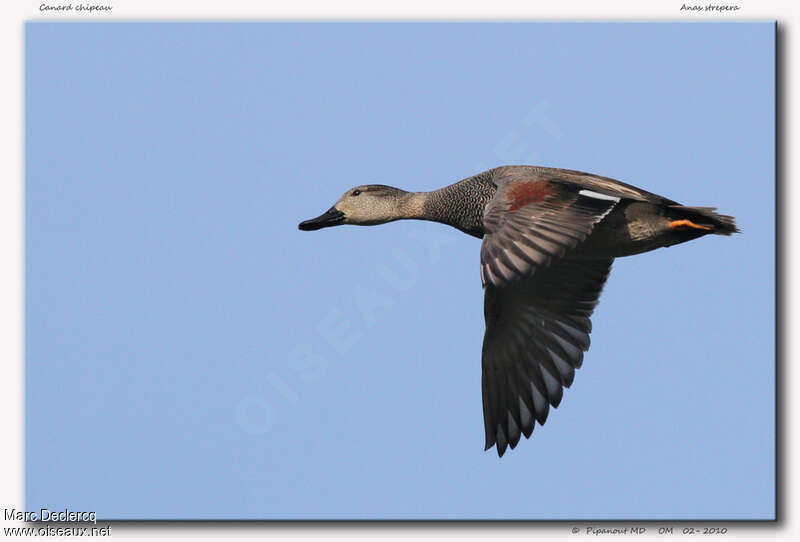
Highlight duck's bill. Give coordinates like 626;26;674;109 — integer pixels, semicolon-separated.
298;207;345;231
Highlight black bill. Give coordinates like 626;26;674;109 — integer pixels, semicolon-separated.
298;207;345;231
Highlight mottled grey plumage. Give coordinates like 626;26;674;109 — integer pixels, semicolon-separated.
420;169;497;238
298;165;739;457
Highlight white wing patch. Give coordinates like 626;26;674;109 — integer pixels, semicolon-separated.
578;189;622;202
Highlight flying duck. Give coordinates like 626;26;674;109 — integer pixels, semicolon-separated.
298;165;738;457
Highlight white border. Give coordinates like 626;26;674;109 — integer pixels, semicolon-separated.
1;2;792;541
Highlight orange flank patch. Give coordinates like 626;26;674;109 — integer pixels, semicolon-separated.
507;181;554;212
668;219;713;231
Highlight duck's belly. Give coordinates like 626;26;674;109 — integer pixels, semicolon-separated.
575;201;700;259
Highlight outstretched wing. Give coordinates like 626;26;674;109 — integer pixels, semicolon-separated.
480;178;618;287
481;256;614;456
479;176;620;457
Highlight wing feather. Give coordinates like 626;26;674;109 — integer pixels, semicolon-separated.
480;257;614;456
480;179;617;287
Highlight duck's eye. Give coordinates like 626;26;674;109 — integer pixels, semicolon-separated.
352;190;361;196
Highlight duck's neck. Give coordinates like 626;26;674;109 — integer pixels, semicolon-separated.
396;191;428;220
398;173;496;238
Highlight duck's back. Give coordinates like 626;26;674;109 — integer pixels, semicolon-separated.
489;165;679;205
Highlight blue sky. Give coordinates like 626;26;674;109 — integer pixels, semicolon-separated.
25;22;774;519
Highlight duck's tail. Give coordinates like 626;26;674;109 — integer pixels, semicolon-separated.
667;205;740;236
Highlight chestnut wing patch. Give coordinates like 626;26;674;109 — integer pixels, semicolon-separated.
480;181;618;287
506;181;555;212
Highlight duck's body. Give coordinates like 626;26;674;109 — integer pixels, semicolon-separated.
299;165;738;457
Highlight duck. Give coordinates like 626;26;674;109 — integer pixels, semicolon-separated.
298;165;738;457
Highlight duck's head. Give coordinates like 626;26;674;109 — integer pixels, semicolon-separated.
298;185;412;231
